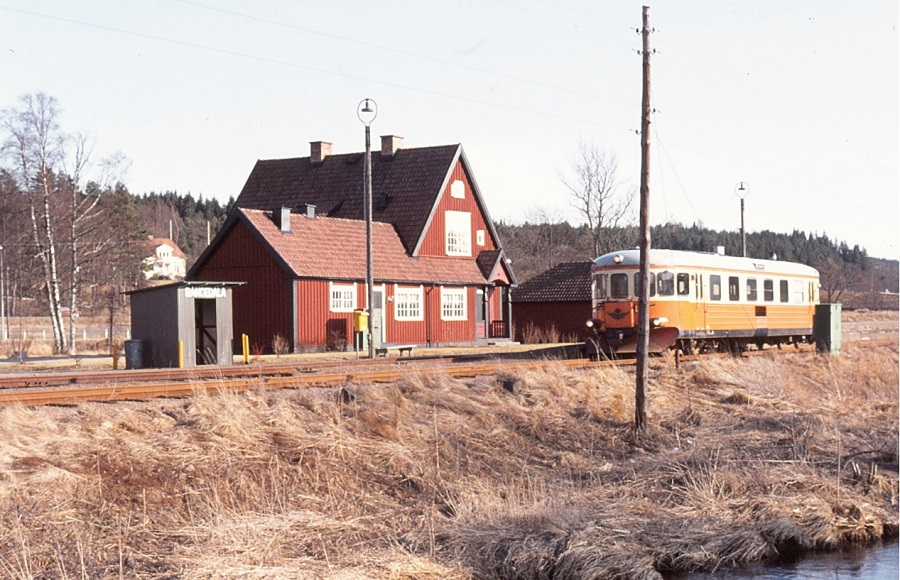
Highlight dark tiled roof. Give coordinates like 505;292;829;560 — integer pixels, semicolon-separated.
240;209;486;285
234;145;460;255
476;249;501;280
511;261;593;303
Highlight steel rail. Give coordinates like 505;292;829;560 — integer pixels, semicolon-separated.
0;337;893;408
0;357;634;407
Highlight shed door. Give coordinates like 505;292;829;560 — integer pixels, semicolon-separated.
195;298;218;365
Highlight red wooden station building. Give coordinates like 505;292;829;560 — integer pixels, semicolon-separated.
189;136;517;353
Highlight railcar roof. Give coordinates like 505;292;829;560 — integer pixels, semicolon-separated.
592;249;819;277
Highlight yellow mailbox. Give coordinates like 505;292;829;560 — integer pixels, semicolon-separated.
353;309;368;332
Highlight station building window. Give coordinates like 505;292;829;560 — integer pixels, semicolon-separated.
330;282;356;312
441;287;467;320
394;286;423;321
445;211;471;256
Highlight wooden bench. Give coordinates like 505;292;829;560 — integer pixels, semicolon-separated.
375;345;415;357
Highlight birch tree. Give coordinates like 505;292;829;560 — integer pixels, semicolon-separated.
1;93;128;354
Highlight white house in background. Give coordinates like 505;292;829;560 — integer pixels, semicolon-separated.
143;236;187;280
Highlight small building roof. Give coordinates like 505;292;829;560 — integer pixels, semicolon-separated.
193;208;496;286
511;261;593;303
145;236;186;258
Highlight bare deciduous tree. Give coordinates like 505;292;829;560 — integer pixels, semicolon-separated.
561;141;634;257
1;93;128;354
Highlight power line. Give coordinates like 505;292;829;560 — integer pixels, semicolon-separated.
174;0;636;109
0;5;634;134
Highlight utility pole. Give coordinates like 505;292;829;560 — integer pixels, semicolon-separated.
635;5;653;431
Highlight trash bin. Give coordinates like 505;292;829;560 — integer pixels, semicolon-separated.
124;339;144;369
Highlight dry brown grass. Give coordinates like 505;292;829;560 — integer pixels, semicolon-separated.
0;343;896;578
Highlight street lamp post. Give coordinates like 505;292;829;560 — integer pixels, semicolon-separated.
358;98;378;359
735;182;749;257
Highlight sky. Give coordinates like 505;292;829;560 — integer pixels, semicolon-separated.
1;1;898;259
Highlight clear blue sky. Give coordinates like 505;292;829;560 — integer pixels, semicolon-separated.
1;1;897;259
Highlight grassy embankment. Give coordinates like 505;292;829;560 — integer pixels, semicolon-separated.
0;343;897;578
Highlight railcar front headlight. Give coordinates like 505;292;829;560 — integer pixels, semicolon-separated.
585;320;594;328
651;317;668;327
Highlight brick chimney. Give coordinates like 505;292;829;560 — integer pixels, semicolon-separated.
380;135;404;160
310;141;332;165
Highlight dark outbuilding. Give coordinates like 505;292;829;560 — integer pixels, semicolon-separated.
511;261;593;343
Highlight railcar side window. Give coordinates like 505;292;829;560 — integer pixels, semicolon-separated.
747;279;758;301
595;274;607;300
763;279;774;302
634;272;656;297
677;273;690;295
657;271;675;296
728;276;740;301
792;280;806;303
610;273;629;299
779;280;789;303
710;275;722;301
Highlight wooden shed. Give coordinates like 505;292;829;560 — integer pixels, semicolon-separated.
126;281;243;368
511;261;593;343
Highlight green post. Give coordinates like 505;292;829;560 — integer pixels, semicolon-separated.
814;303;842;354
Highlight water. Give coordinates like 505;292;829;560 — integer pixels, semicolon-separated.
677;542;898;579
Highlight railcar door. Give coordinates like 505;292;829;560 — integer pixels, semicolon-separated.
697;272;708;331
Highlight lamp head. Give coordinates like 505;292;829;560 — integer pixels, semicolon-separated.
357;98;378;125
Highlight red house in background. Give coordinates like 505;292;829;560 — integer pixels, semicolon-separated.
189;136;516;352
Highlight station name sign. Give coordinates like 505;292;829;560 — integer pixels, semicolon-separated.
185;286;227;299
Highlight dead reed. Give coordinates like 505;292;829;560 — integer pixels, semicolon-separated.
0;342;896;578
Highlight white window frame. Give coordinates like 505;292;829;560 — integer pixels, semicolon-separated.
445;210;472;256
450;179;465;199
441;287;467;321
476;229;486;247
329;282;357;313
394;285;424;321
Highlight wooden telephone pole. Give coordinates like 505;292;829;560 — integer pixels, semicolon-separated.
635;5;653;431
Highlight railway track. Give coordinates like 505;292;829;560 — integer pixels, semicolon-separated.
0;337;893;408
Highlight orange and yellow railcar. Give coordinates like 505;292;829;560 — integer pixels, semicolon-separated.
585;249;819;356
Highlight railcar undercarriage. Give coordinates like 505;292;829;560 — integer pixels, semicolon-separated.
586;326;814;359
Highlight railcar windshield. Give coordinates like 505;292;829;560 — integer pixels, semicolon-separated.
594;273;607;300
634;272;656;297
610;273;629;299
